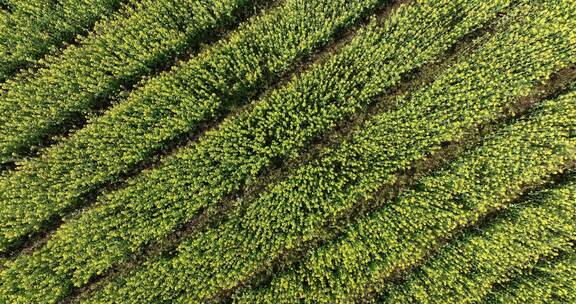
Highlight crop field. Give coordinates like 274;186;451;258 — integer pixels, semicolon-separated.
0;0;574;303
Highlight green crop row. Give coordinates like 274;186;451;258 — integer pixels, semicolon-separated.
0;0;517;302
236;87;576;303
83;2;576;303
486;248;576;304
0;0;125;81
0;0;258;162
0;0;392;252
381;177;576;303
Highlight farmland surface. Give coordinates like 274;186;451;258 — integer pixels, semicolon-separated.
0;0;574;303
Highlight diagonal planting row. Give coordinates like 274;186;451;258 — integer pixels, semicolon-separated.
0;0;126;81
0;0;263;163
0;0;394;253
380;177;576;303
83;1;576;303
486;248;576;304
0;0;519;302
236;87;576;303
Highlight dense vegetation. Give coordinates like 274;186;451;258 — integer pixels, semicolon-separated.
0;0;256;162
0;0;389;255
0;0;574;303
486;248;576;304
381;177;576;303
0;0;126;81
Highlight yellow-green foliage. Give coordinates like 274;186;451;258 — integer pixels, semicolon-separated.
83;1;576;303
0;0;254;162
0;0;519;303
0;0;124;81
0;0;390;253
1;0;575;304
381;178;576;303
486;249;576;304
237;87;576;303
